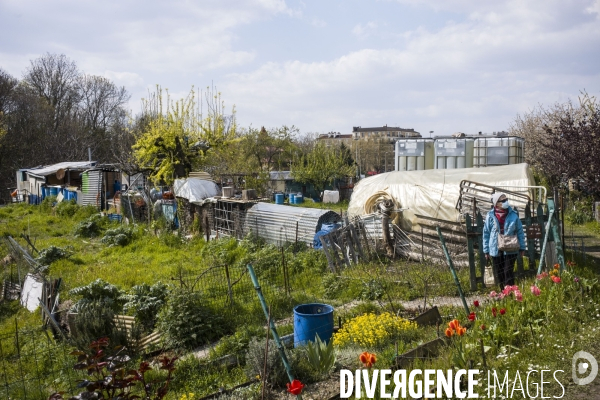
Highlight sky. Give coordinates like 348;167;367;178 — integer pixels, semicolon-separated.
1;0;599;137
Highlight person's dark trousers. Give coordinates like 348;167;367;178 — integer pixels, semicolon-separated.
492;253;517;289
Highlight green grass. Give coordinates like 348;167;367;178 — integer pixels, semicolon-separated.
3;202;600;399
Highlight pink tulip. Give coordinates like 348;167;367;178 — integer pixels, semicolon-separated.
530;286;541;296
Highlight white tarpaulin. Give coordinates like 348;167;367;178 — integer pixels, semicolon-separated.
323;190;340;204
20;274;44;312
174;178;220;205
348;163;536;226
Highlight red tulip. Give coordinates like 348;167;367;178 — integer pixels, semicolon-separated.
492;307;497;317
499;308;506;315
480;324;486;330
287;379;304;396
468;312;476;321
474;300;480;307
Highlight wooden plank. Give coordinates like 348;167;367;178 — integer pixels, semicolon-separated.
343;229;357;264
327;232;344;269
336;230;351;268
349;224;364;260
319;235;337;273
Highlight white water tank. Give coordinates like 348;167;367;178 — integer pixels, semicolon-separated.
473;136;524;167
434;137;474;169
395;138;434;171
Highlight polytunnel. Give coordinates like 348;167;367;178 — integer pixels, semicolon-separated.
348;163;537;231
244;203;342;246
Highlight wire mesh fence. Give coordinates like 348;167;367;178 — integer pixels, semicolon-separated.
0;325;76;400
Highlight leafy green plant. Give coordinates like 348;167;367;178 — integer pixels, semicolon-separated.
40;196;57;212
101;226;134;246
157;289;230;349
306;333;336;378
55;199;80;217
36;245;73;265
73;214;105;238
70;278;126;313
123;282;170;333
210;325;265;361
50;337;177;400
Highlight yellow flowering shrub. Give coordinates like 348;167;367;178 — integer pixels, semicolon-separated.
333;312;418;348
179;394;195;400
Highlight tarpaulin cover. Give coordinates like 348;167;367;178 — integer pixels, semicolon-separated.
20;274;44;312
348;163;536;225
173;178;220;205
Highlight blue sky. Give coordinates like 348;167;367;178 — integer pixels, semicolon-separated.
1;0;599;136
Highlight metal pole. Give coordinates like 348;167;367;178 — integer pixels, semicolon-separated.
437;227;470;316
247;264;294;383
537;209;555;275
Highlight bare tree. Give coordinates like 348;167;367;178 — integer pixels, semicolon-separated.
23;53;80;136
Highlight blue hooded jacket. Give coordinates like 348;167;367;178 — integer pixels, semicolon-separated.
482;206;526;257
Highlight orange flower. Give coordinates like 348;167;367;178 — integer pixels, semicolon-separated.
445;328;454;338
359;351;369;365
448;319;459;331
359;352;377;368
457;327;467;336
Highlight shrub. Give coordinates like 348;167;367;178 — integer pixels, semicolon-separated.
36;245;72;265
50;337;177;400
73;214;105;237
210;325;265;361
40;196;57;212
123;282;170;333
69;301;133;350
333;312;418;348
101;226;134;246
55;199;79;217
157;289;230;350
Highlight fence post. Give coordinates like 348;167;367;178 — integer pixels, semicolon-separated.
437;227;470;317
476;211;486;280
225;264;234;305
247;264;295;384
465;214;478;291
549;198;566;272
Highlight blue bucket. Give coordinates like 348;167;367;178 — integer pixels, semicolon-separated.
275;193;284;204
289;194;296;204
293;303;334;347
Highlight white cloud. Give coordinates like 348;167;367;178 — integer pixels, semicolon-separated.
352;22;380;39
226;0;600;133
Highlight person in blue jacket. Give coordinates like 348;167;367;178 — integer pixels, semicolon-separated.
483;192;526;289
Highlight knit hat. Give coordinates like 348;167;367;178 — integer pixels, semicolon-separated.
491;192;506;205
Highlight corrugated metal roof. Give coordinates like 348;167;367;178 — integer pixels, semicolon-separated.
269;171;293;181
244;203;341;246
24;161;97;177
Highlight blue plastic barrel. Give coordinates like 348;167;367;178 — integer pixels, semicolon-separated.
293;303;334;347
295;195;303;204
275;193;284;204
65;191;75;201
289;194;296;204
49;187;59;197
43;187;50;198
